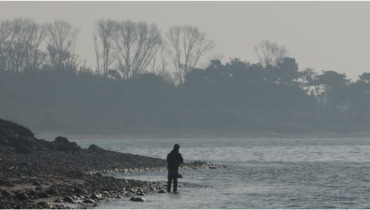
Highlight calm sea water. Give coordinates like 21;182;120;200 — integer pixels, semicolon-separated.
73;137;370;208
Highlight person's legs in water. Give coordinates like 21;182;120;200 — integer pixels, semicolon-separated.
167;178;172;192
172;169;178;192
167;168;175;192
173;177;178;192
168;168;178;193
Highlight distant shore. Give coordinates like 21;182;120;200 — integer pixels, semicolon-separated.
34;128;370;141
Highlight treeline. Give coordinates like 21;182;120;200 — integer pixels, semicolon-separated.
1;18;370;135
1;58;370;134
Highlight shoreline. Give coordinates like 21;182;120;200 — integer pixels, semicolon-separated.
0;118;222;208
0;144;222;209
0;142;221;209
1;163;219;209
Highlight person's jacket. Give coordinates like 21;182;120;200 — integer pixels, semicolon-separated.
167;149;183;169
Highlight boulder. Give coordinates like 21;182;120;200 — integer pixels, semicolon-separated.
53;136;70;144
88;144;103;151
52;136;80;151
130;197;145;202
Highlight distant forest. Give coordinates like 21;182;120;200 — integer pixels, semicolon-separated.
1;18;370;136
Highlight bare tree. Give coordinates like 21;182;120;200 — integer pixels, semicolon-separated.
0;20;14;71
158;42;169;77
254;40;288;67
149;41;170;76
167;25;215;84
44;20;80;69
93;18;116;75
113;20;162;79
0;18;46;72
26;23;47;70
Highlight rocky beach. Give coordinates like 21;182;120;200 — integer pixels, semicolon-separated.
0;119;220;208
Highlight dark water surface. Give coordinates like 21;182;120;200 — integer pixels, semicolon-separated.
74;138;370;208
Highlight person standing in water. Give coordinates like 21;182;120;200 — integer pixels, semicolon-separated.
167;144;183;193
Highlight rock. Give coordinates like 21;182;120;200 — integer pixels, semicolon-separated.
36;201;52;208
158;189;166;193
38;192;49;198
130;197;145;202
88;144;103;151
54;198;63;203
93;173;103;177
32;181;41;186
35;186;43;191
73;186;86;194
14;204;23;209
83;199;94;203
63;196;75;204
0;178;13;187
91;193;102;200
137;191;145;196
2;190;15;198
53;136;80;151
55;204;66;209
15;191;28;201
53;136;71;145
46;187;59;196
26;190;38;199
8;166;16;170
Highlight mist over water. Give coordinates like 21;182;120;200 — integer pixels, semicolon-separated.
74;138;370;208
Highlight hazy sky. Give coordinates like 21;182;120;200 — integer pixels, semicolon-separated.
1;1;369;80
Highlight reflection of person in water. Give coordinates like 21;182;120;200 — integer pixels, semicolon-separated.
167;144;183;193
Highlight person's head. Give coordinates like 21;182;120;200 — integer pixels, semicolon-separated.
174;144;180;151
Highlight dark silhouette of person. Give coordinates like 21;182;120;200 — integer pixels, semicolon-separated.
167;144;183;193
